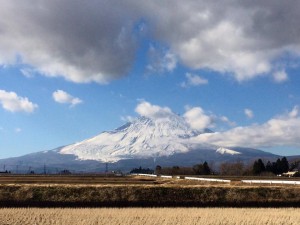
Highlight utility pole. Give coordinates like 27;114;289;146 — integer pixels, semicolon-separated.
105;162;108;175
28;166;32;174
44;164;46;175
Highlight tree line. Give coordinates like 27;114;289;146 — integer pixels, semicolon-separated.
252;157;289;175
217;157;297;176
130;157;299;176
130;162;211;176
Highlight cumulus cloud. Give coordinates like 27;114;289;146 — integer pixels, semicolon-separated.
244;108;254;119
194;106;300;148
0;1;137;83
181;73;208;87
1;1;300;83
0;90;38;113
133;1;300;81
273;70;288;83
52;90;82;107
135;101;173;119
135;101;228;131
183;107;213;130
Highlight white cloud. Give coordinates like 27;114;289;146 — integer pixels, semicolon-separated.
289;106;299;118
135;101;227;131
194;106;300;148
133;1;300;81
273;70;288;83
2;1;299;83
181;73;208;87
52;90;82;107
135;101;173;119
0;1;137;83
0;90;38;113
183;106;213;130
244;108;254;119
146;46;177;74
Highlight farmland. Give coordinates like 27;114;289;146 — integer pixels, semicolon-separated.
1;207;300;225
1;174;300;207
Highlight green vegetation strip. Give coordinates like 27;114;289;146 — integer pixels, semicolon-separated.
1;184;300;207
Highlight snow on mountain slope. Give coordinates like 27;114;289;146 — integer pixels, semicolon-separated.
216;147;241;155
60;115;209;162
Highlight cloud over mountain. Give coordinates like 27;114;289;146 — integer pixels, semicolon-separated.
134;102;300;149
183;107;213;130
135;101;214;131
135;101;174;120
195;106;300;148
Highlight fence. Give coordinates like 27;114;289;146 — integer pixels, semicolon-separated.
241;180;300;185
130;173;157;177
184;176;231;183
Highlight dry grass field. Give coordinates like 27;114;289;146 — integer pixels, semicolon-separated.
1;175;300;207
0;207;299;225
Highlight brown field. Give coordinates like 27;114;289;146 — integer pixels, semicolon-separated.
0;174;299;185
0;175;162;185
1;207;300;225
1;175;300;207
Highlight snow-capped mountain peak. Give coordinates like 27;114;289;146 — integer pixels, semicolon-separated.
60;116;207;162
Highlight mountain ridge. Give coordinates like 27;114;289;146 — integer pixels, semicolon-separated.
59;116;212;162
0;116;281;173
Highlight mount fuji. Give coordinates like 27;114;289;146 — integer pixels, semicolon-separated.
0;115;279;173
60;115;211;162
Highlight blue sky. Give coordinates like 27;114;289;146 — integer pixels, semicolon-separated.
0;1;300;158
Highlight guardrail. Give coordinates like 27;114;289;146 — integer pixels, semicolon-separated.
241;180;300;185
131;174;300;185
130;173;157;177
185;176;231;183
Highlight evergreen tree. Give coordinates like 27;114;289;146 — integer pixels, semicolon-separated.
281;157;289;173
203;161;211;175
272;162;278;174
253;159;265;175
266;161;273;172
267;157;290;174
276;158;282;174
290;160;300;171
193;162;211;175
